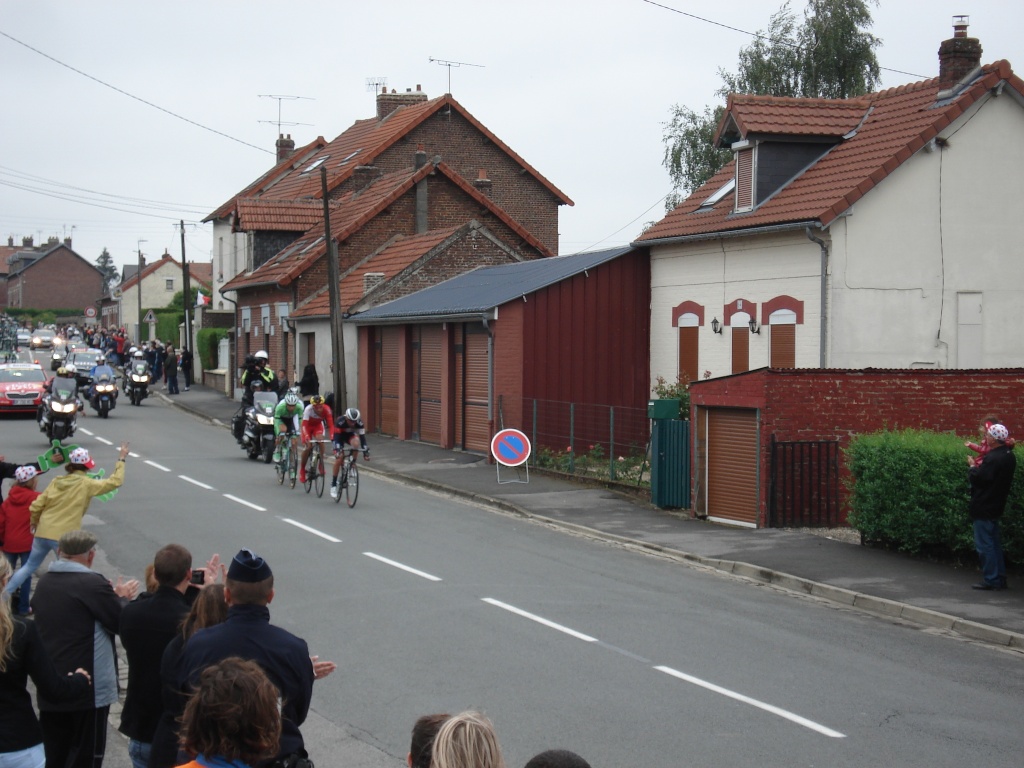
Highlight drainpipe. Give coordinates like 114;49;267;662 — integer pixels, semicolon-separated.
805;228;828;368
219;288;240;397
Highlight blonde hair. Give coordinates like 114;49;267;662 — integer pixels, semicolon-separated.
431;711;505;768
0;558;14;672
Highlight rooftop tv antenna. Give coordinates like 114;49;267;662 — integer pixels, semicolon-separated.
258;94;315;134
429;57;484;94
366;77;388;96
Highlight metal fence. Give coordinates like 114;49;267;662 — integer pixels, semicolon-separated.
768;436;841;527
504;397;651;482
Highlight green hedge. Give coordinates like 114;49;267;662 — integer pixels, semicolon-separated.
196;328;228;371
846;429;1024;564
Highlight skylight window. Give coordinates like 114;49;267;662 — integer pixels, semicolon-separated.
700;178;735;208
300;157;329;175
338;149;362;165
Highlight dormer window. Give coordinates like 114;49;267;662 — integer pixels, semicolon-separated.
733;141;755;212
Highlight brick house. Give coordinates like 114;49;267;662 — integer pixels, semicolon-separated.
222;150;558;401
632;22;1024;527
5;238;105;311
351;247;650;453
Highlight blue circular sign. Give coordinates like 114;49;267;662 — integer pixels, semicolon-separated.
491;428;532;467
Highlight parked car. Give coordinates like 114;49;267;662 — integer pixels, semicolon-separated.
0;363;48;414
64;349;107;389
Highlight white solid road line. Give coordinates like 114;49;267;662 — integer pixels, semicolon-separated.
482;598;598;642
95;436;113;445
654;666;846;738
223;494;266;512
179;475;215;490
144;460;171;472
283;519;342;543
363;552;442;581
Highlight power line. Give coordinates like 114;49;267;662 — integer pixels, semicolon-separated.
0;28;273;155
0;165;212;210
0;179;207;221
639;0;927;80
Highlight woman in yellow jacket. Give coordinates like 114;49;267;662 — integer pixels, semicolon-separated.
3;443;128;602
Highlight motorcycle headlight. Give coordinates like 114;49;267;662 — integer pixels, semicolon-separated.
97;384;114;392
256;414;274;426
131;374;148;382
53;401;76;414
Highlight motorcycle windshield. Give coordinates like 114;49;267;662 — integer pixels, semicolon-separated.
253;392;278;414
133;364;148;374
53;377;77;399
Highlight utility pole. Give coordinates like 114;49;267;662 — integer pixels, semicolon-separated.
136;240;146;341
321;166;347;407
180;221;192;353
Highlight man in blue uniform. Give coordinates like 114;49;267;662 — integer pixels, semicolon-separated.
176;549;335;767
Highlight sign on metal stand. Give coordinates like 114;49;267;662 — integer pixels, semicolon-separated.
491;428;531;484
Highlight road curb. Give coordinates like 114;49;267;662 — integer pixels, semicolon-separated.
160;394;1024;650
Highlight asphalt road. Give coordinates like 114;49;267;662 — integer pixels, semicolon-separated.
5;399;1024;768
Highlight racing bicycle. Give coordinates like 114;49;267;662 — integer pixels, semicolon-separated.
303;439;330;497
275;433;299;489
333;446;367;507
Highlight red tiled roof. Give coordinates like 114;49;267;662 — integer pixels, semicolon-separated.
638;61;1022;243
120;253;178;291
714;93;870;144
291;227;462;319
235;200;334;232
206;94;572;225
187;262;213;289
223;160;552;293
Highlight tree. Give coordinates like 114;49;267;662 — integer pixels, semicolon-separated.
663;0;881;207
95;247;119;290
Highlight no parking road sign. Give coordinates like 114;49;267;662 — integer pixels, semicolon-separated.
491;428;531;467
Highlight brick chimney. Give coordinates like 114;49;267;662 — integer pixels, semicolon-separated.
473;168;492;197
276;133;296;164
64;237;72;247
7;236;12;247
22;236;33;247
352;165;380;192
377;84;428;121
938;16;982;89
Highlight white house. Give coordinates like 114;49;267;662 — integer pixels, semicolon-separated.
635;22;1024;386
116;252;211;341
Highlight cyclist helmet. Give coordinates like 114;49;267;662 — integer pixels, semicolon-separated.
254;350;269;361
310;394;324;406
284;391;300;407
56;366;70;377
344;407;360;422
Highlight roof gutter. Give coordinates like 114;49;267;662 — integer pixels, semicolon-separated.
805;227;829;368
632;220;821;248
350;310;496;327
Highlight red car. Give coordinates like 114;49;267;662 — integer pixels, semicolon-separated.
0;363;49;414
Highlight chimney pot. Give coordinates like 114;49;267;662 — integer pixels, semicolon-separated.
7;236;13;247
376;85;430;120
276;133;296;164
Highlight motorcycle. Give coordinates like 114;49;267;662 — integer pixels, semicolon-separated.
124;362;151;406
240;391;279;463
39;376;80;442
90;374;117;418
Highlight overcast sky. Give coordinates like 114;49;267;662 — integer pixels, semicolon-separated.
2;1;1022;276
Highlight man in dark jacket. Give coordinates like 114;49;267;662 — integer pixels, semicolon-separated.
33;530;139;768
177;549;335;767
967;422;1017;591
118;544;198;768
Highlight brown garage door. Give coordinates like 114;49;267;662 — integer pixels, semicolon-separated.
417;325;443;444
463;325;490;453
706;408;759;526
378;326;400;436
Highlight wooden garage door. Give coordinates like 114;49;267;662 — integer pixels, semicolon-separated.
417;325;443;444
463;326;490;453
706;408;759;526
378;326;400;436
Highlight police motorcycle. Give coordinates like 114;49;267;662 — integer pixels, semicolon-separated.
124;352;151;406
89;371;118;418
238;383;279;463
39;373;81;442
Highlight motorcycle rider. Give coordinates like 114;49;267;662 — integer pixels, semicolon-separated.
271;390;303;465
88;355;118;404
124;349;151;396
330;407;369;499
240;351;277;406
38;366;85;429
298;395;333;486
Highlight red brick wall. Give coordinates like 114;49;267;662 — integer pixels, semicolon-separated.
234;286;292;377
690;368;1024;523
11;248;104;310
493;300;525;431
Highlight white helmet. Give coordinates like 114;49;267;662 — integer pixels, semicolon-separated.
133;350;145;359
128;346;138;355
284;391;300;407
344;407;361;422
254;350;269;361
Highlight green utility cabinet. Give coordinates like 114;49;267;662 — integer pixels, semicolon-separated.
648;400;690;509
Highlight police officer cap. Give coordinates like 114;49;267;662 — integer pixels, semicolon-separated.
227;548;273;582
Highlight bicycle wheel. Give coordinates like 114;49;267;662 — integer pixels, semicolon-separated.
333;462;345;505
303;448;314;494
345;459;359;508
288;443;298;489
276;442;286;485
314;452;325;497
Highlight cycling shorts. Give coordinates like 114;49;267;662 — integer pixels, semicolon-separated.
333;432;360;452
301;421;327;442
277;419;299;436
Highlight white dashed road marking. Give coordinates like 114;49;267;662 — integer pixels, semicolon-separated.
179;475;215;490
95;437;113;445
282;519;341;543
363;552;441;581
144;460;171;472
223;494;266;511
482;598;598;642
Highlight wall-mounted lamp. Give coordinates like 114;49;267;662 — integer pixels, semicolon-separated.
749;318;760;334
710;317;722;334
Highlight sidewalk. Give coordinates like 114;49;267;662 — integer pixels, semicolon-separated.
160;383;1024;649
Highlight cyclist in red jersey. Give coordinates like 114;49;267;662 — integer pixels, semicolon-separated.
298;394;333;484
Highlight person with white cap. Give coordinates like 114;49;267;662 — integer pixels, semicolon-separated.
4;442;129;605
967;420;1017;591
0;465;43;616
